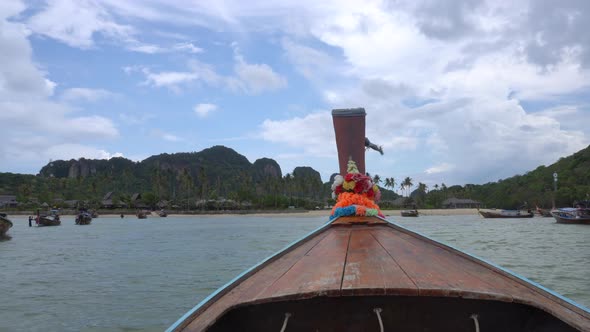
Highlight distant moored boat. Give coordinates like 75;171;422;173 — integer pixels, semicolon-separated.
551;202;590;225
0;213;13;237
36;214;61;226
478;208;534;218
75;211;93;225
400;209;419;217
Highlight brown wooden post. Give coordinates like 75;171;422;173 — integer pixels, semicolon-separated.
332;108;366;175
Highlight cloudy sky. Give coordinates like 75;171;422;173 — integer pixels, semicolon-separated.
1;0;589;187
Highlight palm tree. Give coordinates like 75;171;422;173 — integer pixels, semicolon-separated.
179;168;193;210
418;182;427;193
373;174;381;187
284;173;293;204
384;177;395;192
403;177;413;197
434;184;439;191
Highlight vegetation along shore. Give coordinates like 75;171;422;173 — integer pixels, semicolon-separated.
0;144;588;213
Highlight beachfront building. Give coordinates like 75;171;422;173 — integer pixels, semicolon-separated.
0;195;18;209
101;192;115;208
442;198;481;209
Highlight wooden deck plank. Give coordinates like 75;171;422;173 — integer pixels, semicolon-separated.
179;223;590;332
255;228;351;300
331;216;387;225
182;230;330;331
371;226;514;300
379;226;590;330
342;228;416;295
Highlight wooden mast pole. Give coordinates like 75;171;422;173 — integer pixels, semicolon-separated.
332;108;366;175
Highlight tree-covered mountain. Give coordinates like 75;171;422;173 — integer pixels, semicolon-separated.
0;145;333;209
2;144;588;210
421;145;590;209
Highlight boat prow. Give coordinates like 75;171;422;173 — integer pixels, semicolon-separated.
167;107;589;331
168;215;589;331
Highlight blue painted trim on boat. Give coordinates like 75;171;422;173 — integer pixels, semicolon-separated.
166;219;334;332
382;217;590;314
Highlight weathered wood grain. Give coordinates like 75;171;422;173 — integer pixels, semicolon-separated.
342;229;416;295
255;228;351;299
177;221;590;332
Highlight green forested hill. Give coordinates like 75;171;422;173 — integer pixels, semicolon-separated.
0;145;329;209
425;145;590;209
1;144;587;210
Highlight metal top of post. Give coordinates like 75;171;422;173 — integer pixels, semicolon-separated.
332;108;366;117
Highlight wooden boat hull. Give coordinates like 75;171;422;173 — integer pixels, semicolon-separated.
0;215;13;237
168;107;589;331
209;296;576;332
75;214;92;225
137;213;147;219
478;210;534;218
37;216;61;226
400;210;418;217
168;217;590;332
551;211;590;225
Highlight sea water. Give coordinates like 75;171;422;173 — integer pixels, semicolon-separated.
0;214;588;331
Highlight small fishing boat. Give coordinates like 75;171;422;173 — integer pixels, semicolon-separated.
400;209;419;217
36;214;61;226
551;207;590;225
478;208;534;218
168;108;589;332
158;210;168;217
91;210;99;218
75;211;93;225
137;211;148;219
0;213;13;237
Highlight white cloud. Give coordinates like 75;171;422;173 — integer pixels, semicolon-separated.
260;112;335;157
173;42;203;53
0;2;119;174
131;49;285;94
150;129;183;142
282;39;336;80
127;41;203;54
229;61;287;94
44;144;124;162
26;0;134;49
140;69;199;89
127;43;165;54
425;163;455;174
119;112;156;125
229;45;287;94
60;88;116;102
194;103;218;118
13;0;590;184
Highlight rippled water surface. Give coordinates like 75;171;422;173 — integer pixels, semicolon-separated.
1;214;588;331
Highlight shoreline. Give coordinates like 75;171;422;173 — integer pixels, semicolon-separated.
2;208;480;218
104;208;480;218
